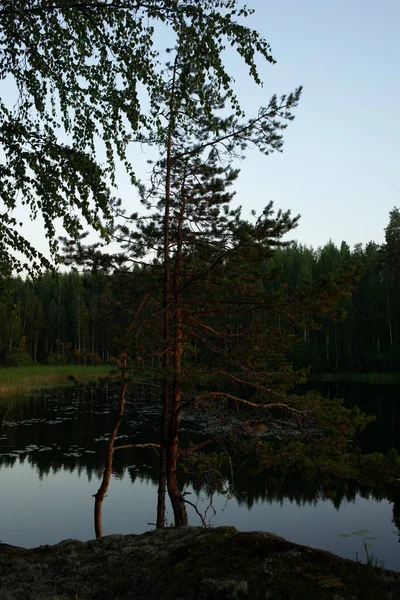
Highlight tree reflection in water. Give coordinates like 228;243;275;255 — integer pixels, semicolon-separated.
0;384;399;542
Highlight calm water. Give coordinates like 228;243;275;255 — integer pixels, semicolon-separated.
0;383;399;571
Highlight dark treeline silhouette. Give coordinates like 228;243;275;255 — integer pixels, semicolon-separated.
0;269;127;365
266;208;400;373
1;208;400;373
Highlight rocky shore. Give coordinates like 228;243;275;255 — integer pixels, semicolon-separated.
1;526;399;599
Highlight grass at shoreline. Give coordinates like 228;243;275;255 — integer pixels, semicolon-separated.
2;366;399;398
0;364;114;396
312;372;400;384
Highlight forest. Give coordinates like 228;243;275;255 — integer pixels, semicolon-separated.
2;0;400;539
1;206;400;375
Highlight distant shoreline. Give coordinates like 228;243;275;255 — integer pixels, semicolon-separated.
312;372;400;384
0;364;113;396
2;367;399;398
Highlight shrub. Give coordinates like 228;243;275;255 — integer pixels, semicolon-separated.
5;347;33;367
46;352;68;366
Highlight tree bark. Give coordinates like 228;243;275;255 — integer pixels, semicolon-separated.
157;53;179;529
166;193;188;527
94;373;127;538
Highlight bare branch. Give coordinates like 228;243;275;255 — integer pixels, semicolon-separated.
112;443;160;452
182;496;207;527
195;392;308;415
180;439;214;456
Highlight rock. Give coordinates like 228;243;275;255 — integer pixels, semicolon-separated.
0;527;399;599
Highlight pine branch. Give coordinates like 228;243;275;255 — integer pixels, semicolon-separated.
195;392;308;415
112;443;160;452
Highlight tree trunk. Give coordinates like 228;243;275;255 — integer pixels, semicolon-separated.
91;315;95;365
166;195;188;527
57;282;61;343
166;369;188;527
157;53;179;529
376;307;381;355
94;375;127;538
326;331;330;368
33;325;39;363
387;286;393;348
334;322;338;370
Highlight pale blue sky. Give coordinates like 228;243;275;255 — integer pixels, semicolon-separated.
224;0;400;248
4;1;400;259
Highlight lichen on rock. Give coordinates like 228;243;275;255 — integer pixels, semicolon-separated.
0;527;399;599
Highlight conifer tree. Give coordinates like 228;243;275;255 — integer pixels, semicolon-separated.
100;45;371;528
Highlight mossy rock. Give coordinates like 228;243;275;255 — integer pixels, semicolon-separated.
0;527;399;599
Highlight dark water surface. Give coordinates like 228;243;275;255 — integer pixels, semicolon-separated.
0;383;399;571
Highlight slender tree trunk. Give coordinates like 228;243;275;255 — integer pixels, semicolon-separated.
33;325;39;363
347;333;351;364
157;54;179;529
376;307;381;355
387;285;393;348
57;282;60;343
94;368;127;538
9;323;14;351
326;331;330;369
166;193;188;527
334;322;338;370
167;303;187;526
91;306;95;365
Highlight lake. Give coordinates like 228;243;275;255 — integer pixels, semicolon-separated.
0;382;399;571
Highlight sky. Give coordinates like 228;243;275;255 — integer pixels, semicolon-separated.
225;0;400;249
4;0;400;260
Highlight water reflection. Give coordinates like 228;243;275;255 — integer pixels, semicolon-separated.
304;381;400;453
93;379;128;539
0;384;399;569
393;498;400;543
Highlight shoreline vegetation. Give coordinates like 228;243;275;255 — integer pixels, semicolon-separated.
1;366;399;398
313;372;400;384
0;364;113;396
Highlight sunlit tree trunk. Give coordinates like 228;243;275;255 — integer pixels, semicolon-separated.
166;195;188;527
94;367;127;538
157;55;178;529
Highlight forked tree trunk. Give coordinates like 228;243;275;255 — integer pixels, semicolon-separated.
94;375;127;538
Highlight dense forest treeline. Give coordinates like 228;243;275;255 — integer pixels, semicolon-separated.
1;208;400;374
269;207;400;373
